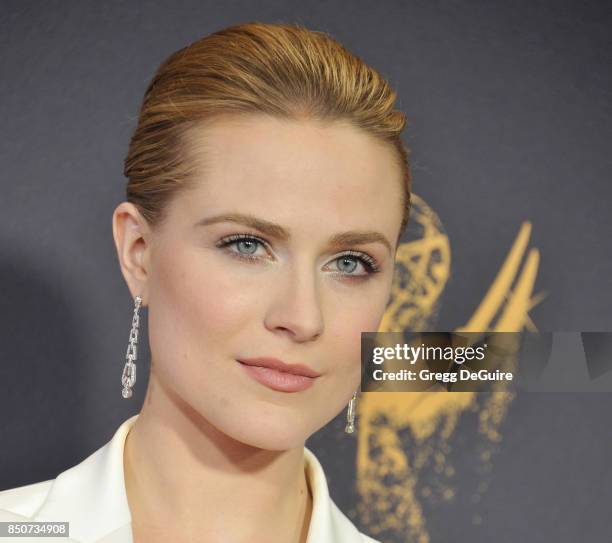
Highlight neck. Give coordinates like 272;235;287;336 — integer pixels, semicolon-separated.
123;371;313;543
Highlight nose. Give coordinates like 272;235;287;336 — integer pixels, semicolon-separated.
263;260;324;342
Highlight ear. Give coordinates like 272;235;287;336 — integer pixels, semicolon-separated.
112;202;152;306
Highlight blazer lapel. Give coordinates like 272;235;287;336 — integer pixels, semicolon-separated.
32;415;138;543
303;446;365;542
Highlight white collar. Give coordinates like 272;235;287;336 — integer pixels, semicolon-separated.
31;414;366;543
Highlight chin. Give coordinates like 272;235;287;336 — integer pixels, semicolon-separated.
220;419;311;451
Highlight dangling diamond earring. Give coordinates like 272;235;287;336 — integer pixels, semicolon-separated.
344;391;358;434
121;295;142;399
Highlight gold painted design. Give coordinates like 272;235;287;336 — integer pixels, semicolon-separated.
356;195;545;541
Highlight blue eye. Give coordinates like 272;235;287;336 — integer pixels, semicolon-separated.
215;234;381;277
334;252;380;276
215;234;267;261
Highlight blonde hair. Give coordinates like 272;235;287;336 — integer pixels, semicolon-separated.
124;22;412;243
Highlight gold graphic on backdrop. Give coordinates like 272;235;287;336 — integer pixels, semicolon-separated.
356;194;545;542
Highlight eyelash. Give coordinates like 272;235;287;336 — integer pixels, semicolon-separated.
214;233;381;278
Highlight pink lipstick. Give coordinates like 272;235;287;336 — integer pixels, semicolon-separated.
237;357;321;392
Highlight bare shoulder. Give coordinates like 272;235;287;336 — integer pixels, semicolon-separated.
0;479;53;517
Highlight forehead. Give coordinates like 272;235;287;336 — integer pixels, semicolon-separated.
174;114;403;237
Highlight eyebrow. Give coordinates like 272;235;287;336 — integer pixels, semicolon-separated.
194;212;393;254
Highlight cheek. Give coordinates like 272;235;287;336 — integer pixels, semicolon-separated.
147;247;256;374
329;289;389;371
152;247;254;328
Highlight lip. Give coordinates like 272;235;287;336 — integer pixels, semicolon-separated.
237;357;322;378
237;357;321;393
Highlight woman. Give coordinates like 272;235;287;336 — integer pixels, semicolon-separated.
0;22;411;543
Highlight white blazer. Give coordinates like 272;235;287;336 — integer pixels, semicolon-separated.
0;414;379;543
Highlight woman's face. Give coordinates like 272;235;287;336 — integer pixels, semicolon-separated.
117;114;404;450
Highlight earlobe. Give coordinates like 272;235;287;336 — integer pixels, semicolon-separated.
112;202;150;304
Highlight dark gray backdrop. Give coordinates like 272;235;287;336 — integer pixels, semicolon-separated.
1;1;611;542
